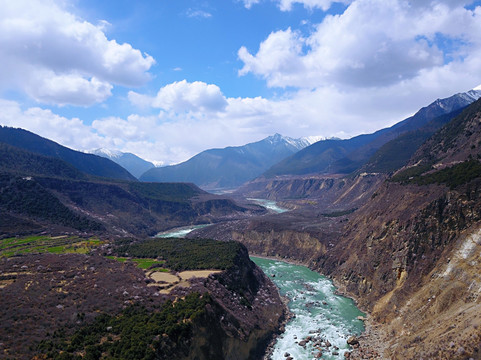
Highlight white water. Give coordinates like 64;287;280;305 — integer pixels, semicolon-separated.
154;224;211;238
252;257;364;359
248;198;289;213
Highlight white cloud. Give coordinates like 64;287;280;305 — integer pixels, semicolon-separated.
0;99;109;150
238;0;481;89
28;72;113;106
238;28;306;86
2;69;479;167
0;0;155;106
242;0;261;9
130;80;228;114
186;9;212;18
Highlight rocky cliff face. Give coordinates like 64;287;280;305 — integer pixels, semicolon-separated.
236;173;385;210
320;178;481;359
183;245;287;359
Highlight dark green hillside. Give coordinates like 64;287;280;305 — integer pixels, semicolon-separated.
0;126;136;181
392;159;481;189
362;108;464;174
390;98;481;188
114;237;244;271
0;135;235;237
413;97;481;163
0;143;87;180
129;182;204;203
39;293;211;360
0;175;103;232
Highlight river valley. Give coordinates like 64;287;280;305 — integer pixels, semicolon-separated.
157;220;366;359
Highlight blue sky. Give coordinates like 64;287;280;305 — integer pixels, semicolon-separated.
1;0;481;165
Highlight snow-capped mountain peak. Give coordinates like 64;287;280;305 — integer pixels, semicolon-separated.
264;133;323;150
88;148;154;178
91;148;122;159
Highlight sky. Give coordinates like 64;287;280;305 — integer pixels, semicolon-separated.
1;0;481;165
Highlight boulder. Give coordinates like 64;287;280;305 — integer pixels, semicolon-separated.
347;336;359;346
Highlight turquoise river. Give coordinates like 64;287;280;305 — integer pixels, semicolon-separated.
251;257;365;359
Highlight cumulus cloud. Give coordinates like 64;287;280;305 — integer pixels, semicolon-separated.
28;73;113;106
239;0;481;89
0;0;154;106
130;80;228;114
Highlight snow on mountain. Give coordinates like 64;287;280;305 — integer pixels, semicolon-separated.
91;148;123;159
265;133;323;150
89;148;154;179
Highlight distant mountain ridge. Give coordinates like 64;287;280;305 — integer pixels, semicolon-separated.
263;89;481;178
140;133;319;189
0;126;136;181
90;148;155;179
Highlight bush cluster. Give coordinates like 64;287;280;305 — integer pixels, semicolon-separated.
114;237;242;271
391;160;481;189
38;292;211;360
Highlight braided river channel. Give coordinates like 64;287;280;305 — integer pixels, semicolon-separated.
251;257;365;360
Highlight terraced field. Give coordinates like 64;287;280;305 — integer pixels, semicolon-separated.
0;235;104;257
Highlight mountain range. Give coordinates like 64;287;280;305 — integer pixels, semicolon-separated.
262;89;481;178
140;133;321;190
90;148;155;179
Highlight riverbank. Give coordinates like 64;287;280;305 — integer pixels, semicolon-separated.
330;279;388;359
251;253;386;359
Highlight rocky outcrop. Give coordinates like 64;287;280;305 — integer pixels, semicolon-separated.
236;173;385;210
183;245;287;359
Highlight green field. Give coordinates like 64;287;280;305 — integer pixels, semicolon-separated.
0;235;103;257
105;256;167;270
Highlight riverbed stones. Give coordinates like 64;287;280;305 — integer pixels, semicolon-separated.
347;335;359;346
